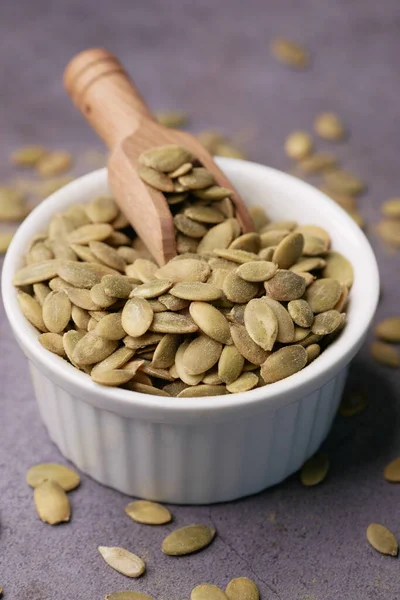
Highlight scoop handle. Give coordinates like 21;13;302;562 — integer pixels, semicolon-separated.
64;48;154;148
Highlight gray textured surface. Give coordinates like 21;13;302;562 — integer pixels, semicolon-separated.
1;1;400;598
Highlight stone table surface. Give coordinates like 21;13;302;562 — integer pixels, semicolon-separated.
1;0;400;598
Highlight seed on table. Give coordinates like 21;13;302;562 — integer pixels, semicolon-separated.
284;131;313;160
11;144;47;167
26;462;80;491
225;577;260;600
261;344;307;383
311;310;342;335
230;323;269;365
381;198;400;219
17;291;47;332
370;341;400;368
347;208;365;228
323;169;365;196
366;524;398;556
314;112;346;141
105;592;154;600
322;251;354;287
36;150;72;177
161;524;216;555
375;317;400;343
339;391;367;417
39;332;66;356
98;546;145;578
306;278;342;313
384;458;400;483
218;345;245;384
42;291;71;333
191;584;229;600
272;232;304;268
297;153;337;174
139;145;194;172
300;453;330;486
270;37;310;68
377;220;400;247
189;302;232;344
34;480;71;525
265;270;306;301
226;372;258;393
125;499;172;526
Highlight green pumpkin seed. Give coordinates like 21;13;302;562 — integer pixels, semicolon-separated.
218;345;245;384
123;332;164;350
139;145;194;172
176;233;199;254
262;296;295;343
138;165;174;192
271;37;309;68
377;220;400;246
339;391;367;417
131;279;173;299
229;232;261;253
284;131;313;160
294;326;311;342
178;384;227;397
265;270;306;301
314;112;346;141
170;282;222;301
298;153;337;174
244;298;278;351
162;524;216;555
174;340;204;385
158;293;189;311
230;323;269;365
178;167;215;190
89;241;126;271
66;287;100;310
156;258;211;283
13;259;60;286
39;332;66;356
302;235;328;256
129;382;171;396
11;144;47;166
63;330;85;366
191;584;228;600
67;223;113;245
125;499;172;525
189;302;232;344
248;206;269;232
94;313;125;340
102;274;133;299
322;251;354;287
375;317;400;343
72;333;118;366
17;291;47;332
105;592;154;600
290;257;326;273
306;278;342;313
98;546;145;578
260;229;290;248
197;219;238;253
226;372;258;393
151;334;181;369
225;578;259;600
26;463;80;491
42;291;71;333
174;214;208;238
223;271;259;303
183;335;223;375
300;453;330;486
288;299;314;328
383;458;400;483
272;232;304;268
121;298;154;337
366;524;398;556
150;312;198;334
193;185;233;201
324;169;365;196
260;344;307;383
168;162;193;178
381;198;400;219
57;260;100;289
306;343;321;363
91;347;135;376
370;341;400;368
86;196;118;223
185;205;224;224
311;310;342;335
214;249;259;264
34;480;71;525
90;283;116;309
237;260;277;283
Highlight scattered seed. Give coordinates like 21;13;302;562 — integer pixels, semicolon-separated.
377;220;400;247
366;524;398;557
156;110;188;128
11;145;47;167
125;499;172;525
298;153;337;174
384;458;400;483
261;344;307;383
381;198;400;219
339;391;367;417
300;453;330;486
26;463;80;491
271;38;309;68
323;169;365;196
225;577;259;600
375;317;400;343
105;592;154;600
284;131;313;160
98;546;145;578
36;150;72;177
314;112;346;141
34;480;71;525
191;584;228;600
162;524;216;555
370;341;399;368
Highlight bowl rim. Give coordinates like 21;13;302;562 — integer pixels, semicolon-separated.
2;159;380;420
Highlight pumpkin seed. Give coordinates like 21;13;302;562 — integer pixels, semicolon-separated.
321;251;354;287
311;310;342;335
193;185;233;201
236;261;277;283
123;332;163;350
168;162;193;178
174;340;204;385
183;335;223;374
151;334;181;369
384;458;400;483
225;578;259;600
28;241;54;263
299;332;323;348
244;298;278;350
138;165;174;192
36;150;72;177
314;112;346;141
72;333;118;366
69;243;97;263
300;453;330;486
125;499;172;525
178;384;227;397
339;391;367;417
11;144;47;167
375;317;400;343
102;274;133;299
34;480;71;525
39;332;66;356
290;257;326;273
63;330;85;365
17;291;47;332
226;372;258;393
67;223;113;245
263;296;295;343
156;110;188;128
261;344;307;383
174;214;208;238
191;584;228;600
218;345;245;384
13;259;60;286
150;312;198;334
163;380;189;396
227;304;246;325
162;524;216;555
66;287;100;310
272;232;304;269
138;361;174;381
57;260;100;289
302;235;328;256
94;313;125;340
265;270;306;301
323;169;365;196
131;279;172;299
306;343;321;363
248;206;269;232
91;347;135;375
197;219;238;253
121;298;154;337
377;220;400;246
294;326;311;342
158;293;189;311
223;271;259;303
27;463;80;490
129;382;171;396
298;153;337;174
89;241;126;271
271;38;309;68
214;249;258;264
230;323;269;365
370;341;400;368
258;247;276;261
284;131;313;160
139;145;194;172
185;205;225;224
189;302;232;344
288;299;314;328
179;168;215;190
86;196;119;223
320;186;358;211
156;258;211;283
105;592;154;600
90;283;116;308
229;232;261;253
306;278;342;313
366;524;398;556
381;198;400;219
176;234;199;254
42;291;71;333
98;546;145;578
117;246;140;263
260;229;290;248
170;282;222;301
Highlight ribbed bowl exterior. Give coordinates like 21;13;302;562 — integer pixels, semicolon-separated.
30;363;347;504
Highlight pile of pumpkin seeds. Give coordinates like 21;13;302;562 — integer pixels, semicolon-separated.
13;144;353;397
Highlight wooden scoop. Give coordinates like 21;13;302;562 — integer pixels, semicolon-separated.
64;48;253;265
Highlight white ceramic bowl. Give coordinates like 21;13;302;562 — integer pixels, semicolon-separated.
2;159;379;504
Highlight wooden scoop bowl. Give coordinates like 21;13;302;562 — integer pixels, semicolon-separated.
64;48;253;265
